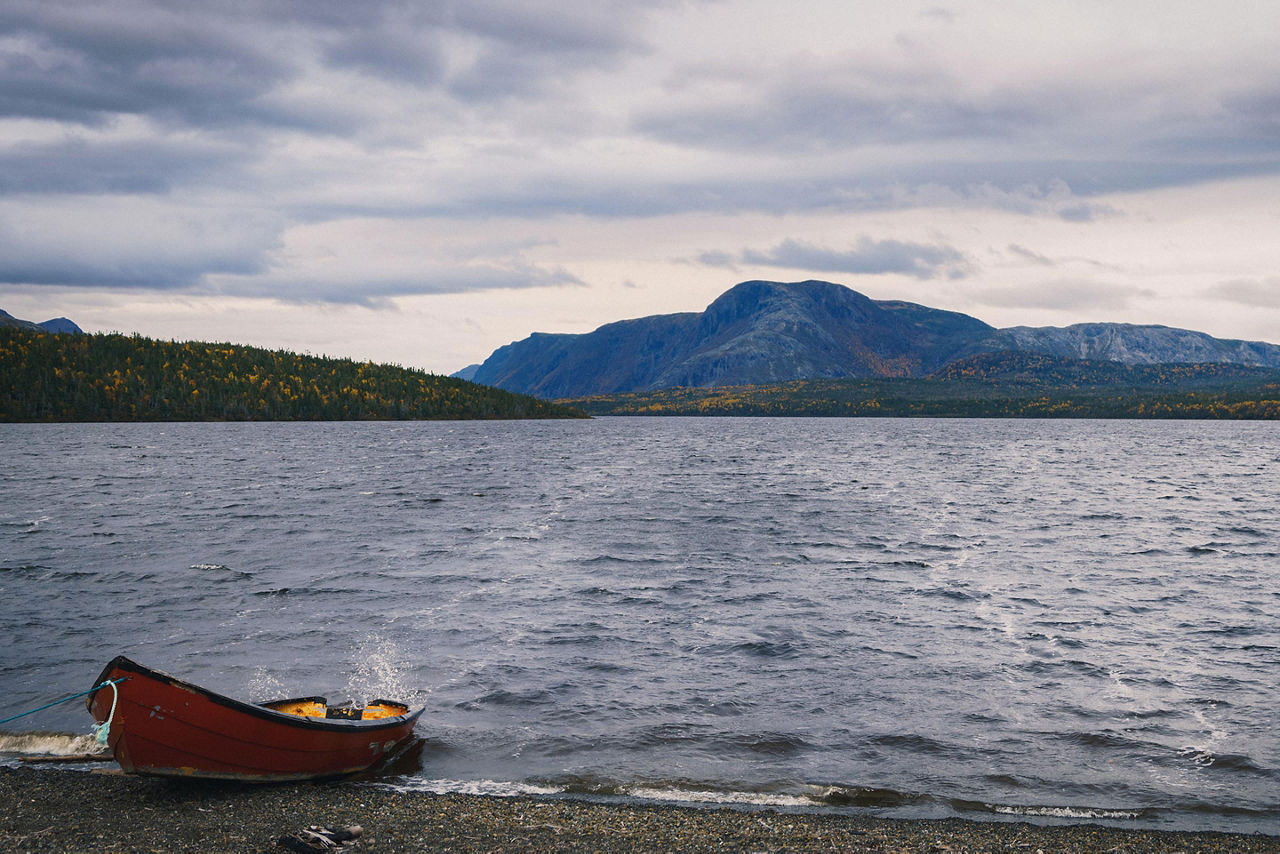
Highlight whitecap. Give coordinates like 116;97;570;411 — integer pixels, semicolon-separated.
0;731;105;757
624;786;816;808
992;804;1140;820
380;778;562;797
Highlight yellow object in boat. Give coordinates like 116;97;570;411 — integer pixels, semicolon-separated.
261;696;410;721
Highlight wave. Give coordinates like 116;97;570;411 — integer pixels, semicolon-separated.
624;785;816;808
376;775;1157;826
382;775;914;811
380;778;563;798
955;800;1146;821
867;733;976;760
913;586;988;602
0;731;105;758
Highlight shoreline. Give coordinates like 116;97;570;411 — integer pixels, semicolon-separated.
3;767;1277;853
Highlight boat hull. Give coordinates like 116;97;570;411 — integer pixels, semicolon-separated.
86;656;422;782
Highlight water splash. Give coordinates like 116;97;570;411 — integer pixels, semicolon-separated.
246;668;291;702
0;731;105;757
625;785;816;808
383;778;562;797
990;804;1141;820
345;634;411;706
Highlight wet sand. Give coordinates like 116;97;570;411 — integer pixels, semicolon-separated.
2;767;1276;853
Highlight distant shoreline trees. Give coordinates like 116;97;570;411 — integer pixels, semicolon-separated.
559;354;1280;419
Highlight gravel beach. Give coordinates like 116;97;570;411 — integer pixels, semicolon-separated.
2;767;1277;853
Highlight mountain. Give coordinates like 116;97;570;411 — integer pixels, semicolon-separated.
929;349;1278;388
994;323;1280;366
0;309;83;334
0;309;41;331
467;280;995;398
461;280;1280;398
37;317;83;334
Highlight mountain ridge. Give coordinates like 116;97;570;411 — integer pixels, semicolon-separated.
463;280;1280;398
0;309;84;335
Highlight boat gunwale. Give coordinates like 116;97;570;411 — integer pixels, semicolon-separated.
87;655;423;735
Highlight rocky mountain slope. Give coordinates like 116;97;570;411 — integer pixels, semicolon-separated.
996;323;1280;366
463;280;1280;398
469;281;996;398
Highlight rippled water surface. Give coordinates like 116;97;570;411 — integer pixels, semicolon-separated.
1;418;1277;833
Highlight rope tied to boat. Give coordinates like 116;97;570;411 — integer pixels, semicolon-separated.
0;677;127;728
91;679;120;745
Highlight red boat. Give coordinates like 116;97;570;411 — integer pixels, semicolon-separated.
85;656;423;782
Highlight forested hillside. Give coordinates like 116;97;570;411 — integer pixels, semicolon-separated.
0;328;583;422
561;352;1280;419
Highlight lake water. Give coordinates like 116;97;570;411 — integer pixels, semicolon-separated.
1;418;1277;834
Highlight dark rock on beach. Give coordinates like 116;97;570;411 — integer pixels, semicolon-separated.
2;767;1277;853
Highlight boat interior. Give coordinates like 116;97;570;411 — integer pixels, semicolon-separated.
260;696;410;721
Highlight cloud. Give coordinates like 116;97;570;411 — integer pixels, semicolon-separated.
1006;244;1054;266
704;237;970;280
0;136;249;194
1204;277;1280;308
323;20;446;85
0;0;654;129
0;198;282;289
202;216;585;304
1057;201;1120;222
974;278;1156;312
632;28;1280;195
0;196;584;302
634;80;1039;154
695;250;737;268
444;2;649;100
0;3;293;128
226;262;583;306
2;0;1280;318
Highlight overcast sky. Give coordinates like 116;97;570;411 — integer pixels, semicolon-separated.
3;0;1280;372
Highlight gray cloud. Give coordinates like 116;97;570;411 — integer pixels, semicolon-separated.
0;0;652;129
633;51;1280;192
694;250;737;268
227;262;584;306
0;137;248;194
367;157;1273;223
0;239;272;291
0;0;662;300
323;14;446;84
1057;201;1120;223
0;200;582;301
2;0;1279;312
0;3;293;127
0;202;281;291
1204;278;1280;308
705;237;970;280
634;86;1038;153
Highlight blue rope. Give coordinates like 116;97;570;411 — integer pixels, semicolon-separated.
0;678;127;727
